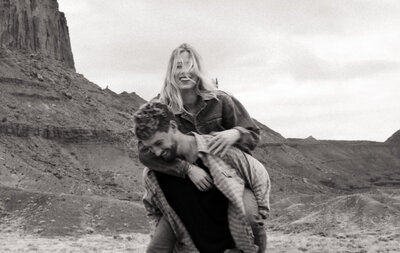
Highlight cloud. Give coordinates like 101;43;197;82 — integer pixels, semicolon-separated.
232;77;400;141
286;56;400;81
58;0;400;141
260;0;400;36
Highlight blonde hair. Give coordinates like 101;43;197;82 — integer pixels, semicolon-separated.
160;43;217;114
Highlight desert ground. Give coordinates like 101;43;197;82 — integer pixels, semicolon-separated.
1;186;399;252
0;230;399;252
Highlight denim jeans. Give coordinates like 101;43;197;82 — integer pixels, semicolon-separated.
147;216;176;253
243;188;267;253
147;188;267;253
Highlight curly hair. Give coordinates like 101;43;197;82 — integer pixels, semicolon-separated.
133;102;175;140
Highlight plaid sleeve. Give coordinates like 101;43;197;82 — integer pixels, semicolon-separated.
142;169;162;236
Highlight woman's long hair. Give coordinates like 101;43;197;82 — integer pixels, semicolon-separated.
160;43;217;114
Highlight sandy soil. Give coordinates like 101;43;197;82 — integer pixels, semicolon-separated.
1;186;399;252
0;230;399;253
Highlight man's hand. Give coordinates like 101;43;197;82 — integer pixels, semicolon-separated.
208;129;241;156
187;164;213;191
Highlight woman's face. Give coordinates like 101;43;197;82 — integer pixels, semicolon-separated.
174;51;199;90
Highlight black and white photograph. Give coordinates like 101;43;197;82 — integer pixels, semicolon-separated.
1;0;400;252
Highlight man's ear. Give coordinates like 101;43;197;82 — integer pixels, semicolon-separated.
169;120;178;132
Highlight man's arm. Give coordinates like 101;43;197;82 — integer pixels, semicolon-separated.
223;148;271;219
139;141;189;178
139;142;214;191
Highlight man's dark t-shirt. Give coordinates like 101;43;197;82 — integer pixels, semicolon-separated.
154;159;235;252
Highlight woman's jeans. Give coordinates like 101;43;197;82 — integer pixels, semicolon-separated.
147;188;267;253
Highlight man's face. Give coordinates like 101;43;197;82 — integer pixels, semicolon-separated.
142;129;178;162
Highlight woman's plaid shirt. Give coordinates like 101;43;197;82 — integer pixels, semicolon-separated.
142;133;271;253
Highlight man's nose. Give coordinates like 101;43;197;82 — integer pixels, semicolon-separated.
152;147;163;156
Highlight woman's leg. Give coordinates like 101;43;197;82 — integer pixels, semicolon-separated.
147;216;177;253
243;188;267;253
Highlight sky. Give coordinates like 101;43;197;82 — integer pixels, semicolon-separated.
58;0;400;142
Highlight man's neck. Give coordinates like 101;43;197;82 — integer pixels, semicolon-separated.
177;133;198;163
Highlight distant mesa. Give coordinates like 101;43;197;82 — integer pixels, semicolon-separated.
0;0;75;69
305;135;317;141
287;135;319;144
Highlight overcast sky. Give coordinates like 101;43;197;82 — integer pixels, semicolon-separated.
58;0;400;142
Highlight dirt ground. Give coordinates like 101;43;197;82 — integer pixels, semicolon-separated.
1;186;399;252
0;230;399;253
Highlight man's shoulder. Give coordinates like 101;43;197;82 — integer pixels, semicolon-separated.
142;167;155;185
192;133;213;153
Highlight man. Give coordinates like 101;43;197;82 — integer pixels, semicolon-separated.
134;102;271;253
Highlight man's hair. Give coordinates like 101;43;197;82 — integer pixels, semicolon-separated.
133;102;175;140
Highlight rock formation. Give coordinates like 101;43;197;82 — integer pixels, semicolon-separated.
385;129;400;145
0;0;74;69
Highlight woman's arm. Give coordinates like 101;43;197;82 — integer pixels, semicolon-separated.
209;93;260;155
222;94;260;151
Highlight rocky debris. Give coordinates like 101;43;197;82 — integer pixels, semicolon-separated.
31;72;44;81
0;0;75;69
62;91;73;99
33;228;44;234
85;227;94;234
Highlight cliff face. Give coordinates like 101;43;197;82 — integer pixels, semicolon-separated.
0;0;74;69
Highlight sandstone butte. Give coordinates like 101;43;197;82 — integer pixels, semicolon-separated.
0;0;74;69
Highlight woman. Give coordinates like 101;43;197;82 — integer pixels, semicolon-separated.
140;43;260;187
139;43;265;252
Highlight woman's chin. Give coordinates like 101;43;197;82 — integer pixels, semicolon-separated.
178;82;196;90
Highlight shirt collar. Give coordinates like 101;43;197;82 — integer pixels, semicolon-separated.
191;132;210;154
175;95;212;115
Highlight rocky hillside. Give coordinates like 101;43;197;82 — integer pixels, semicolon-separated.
0;47;147;201
256;137;400;199
386;129;400;145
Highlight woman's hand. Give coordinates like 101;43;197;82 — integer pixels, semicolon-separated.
208;129;241;156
